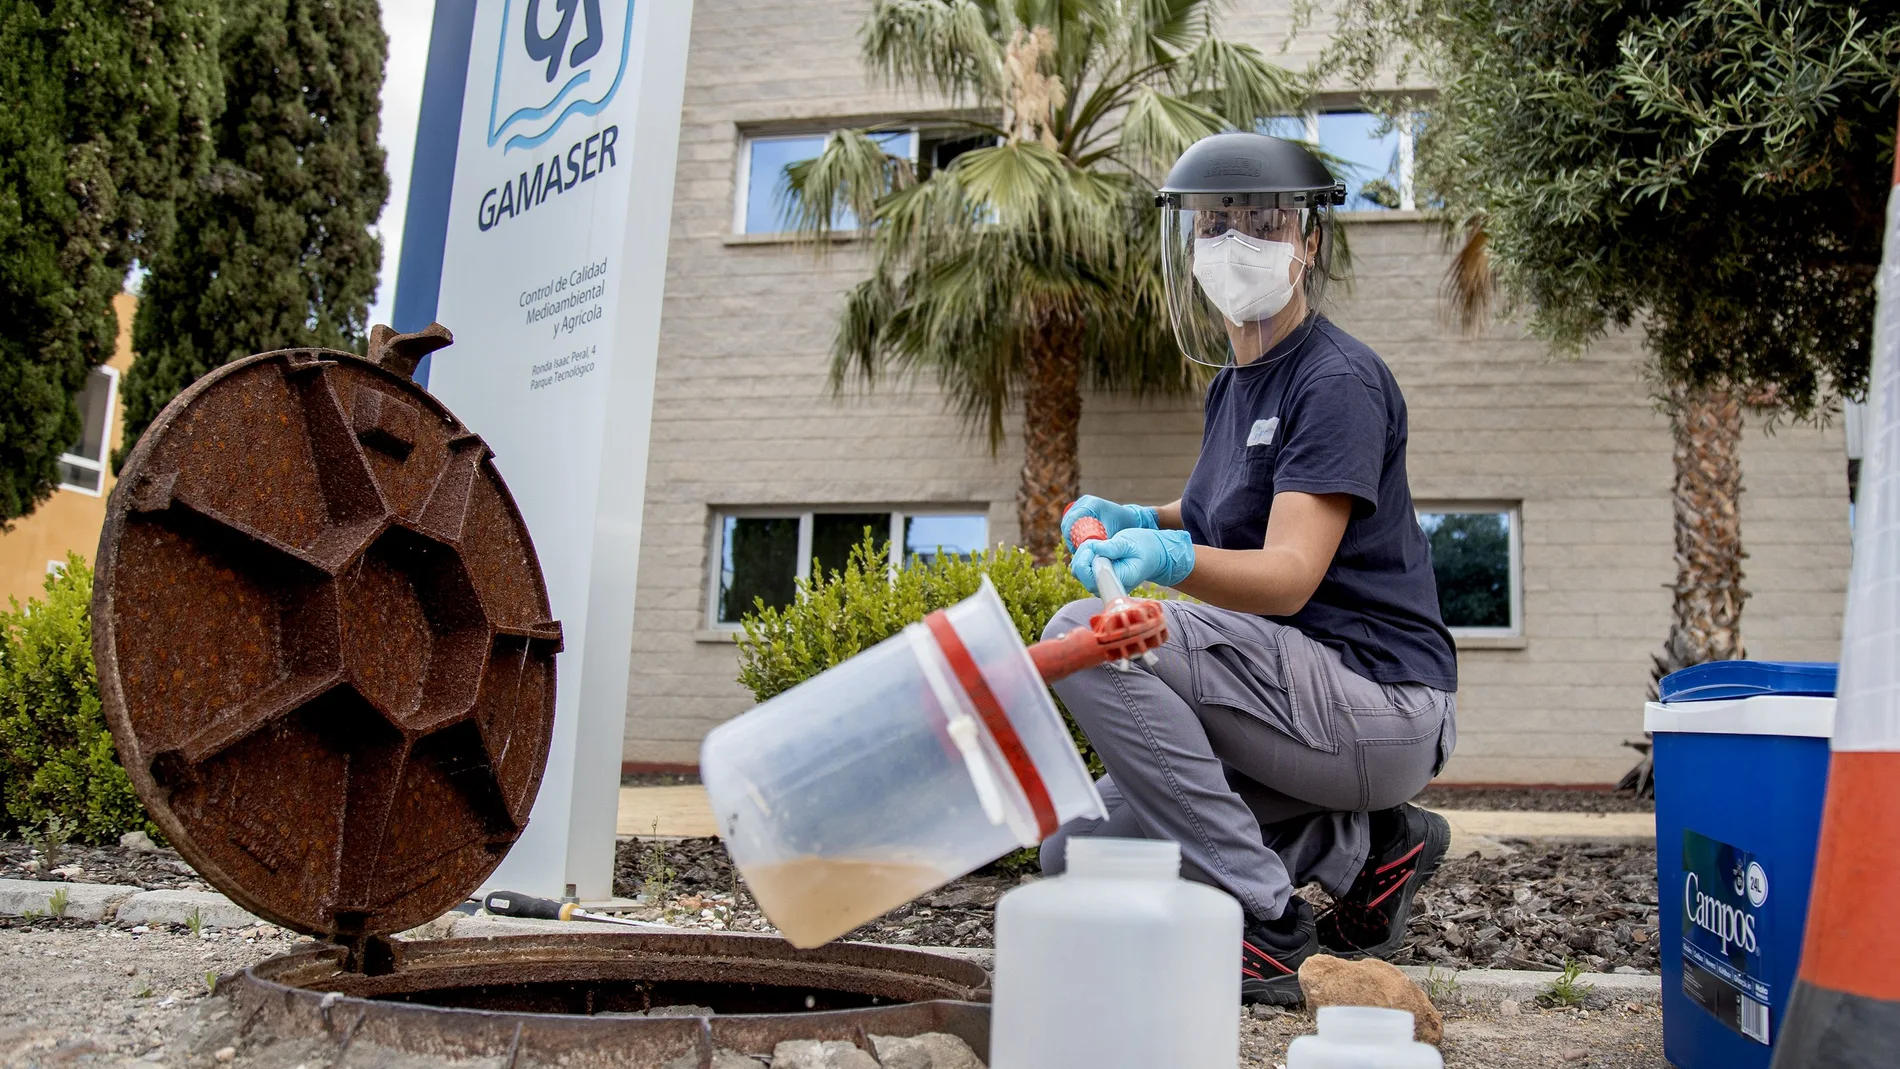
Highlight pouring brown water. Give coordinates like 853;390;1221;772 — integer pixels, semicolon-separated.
743;857;954;948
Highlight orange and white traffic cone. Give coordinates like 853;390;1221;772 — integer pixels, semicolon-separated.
1769;112;1900;1067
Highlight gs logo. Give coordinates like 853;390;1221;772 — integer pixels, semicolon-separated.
524;0;602;83
488;0;633;153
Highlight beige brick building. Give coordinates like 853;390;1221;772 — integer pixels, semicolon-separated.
619;0;1854;784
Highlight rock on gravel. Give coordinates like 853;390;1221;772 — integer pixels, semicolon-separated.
1297;955;1442;1045
770;1039;881;1068
871;1033;986;1069
120;831;161;854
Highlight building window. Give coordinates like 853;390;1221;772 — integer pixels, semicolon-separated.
58;365;118;496
734;130;916;235
1262;109;1417;212
709;508;990;626
1417;505;1521;635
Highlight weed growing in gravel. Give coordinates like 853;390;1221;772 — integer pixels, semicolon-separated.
24;815;76;878
1421;966;1461;1006
1542;959;1595;1007
639;819;676;903
204;971;218;995
134;985;155;999
46;887;69;918
185;907;203;937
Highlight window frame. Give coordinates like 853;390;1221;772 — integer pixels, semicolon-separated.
1414;500;1523;639
705;506;990;630
1269;105;1419;213
732;128;921;237
57;364;119;497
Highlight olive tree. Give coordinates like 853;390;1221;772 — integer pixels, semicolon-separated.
1313;0;1895;697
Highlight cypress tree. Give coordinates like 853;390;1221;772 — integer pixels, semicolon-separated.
122;0;388;456
0;0;220;525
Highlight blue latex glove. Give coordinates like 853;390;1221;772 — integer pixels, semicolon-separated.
1071;529;1196;594
1061;495;1159;548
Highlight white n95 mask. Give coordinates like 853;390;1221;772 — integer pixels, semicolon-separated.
1192;231;1305;324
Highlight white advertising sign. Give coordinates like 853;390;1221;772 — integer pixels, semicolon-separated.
422;0;692;899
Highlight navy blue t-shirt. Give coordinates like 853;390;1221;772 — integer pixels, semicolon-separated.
1179;316;1457;692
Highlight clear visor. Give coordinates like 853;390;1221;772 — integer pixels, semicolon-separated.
1161;205;1330;368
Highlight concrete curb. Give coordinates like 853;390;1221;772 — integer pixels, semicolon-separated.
1393;965;1661;1007
114;889;266;930
0;881;267;930
1434;809;1655;843
0;878;142;922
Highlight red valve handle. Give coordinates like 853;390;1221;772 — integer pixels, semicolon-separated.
1028;598;1168;683
1040;504;1165;680
1070;515;1108;547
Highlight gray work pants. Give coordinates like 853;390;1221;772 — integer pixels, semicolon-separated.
1039;599;1456;922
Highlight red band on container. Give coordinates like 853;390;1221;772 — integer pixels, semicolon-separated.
923;610;1060;840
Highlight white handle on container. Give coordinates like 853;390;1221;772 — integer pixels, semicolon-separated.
908;626;1009;828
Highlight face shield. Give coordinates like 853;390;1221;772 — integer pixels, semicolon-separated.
1161;202;1335;369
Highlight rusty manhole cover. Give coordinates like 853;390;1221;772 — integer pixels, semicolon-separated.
94;327;563;952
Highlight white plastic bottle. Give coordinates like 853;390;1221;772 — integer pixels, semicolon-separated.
988;837;1242;1069
1287;1007;1444;1068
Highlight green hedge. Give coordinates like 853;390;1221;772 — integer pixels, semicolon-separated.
0;555;154;843
734;536;1107;775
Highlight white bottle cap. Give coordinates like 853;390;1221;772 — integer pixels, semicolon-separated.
1316;1006;1416;1043
1065;837;1181;880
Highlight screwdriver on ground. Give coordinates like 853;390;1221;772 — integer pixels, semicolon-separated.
482;890;673;929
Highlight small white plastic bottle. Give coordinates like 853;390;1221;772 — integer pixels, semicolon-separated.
1287;1007;1444;1068
988;837;1242;1069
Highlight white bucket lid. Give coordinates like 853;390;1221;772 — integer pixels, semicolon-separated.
1644;695;1836;738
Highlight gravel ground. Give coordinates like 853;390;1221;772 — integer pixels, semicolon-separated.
1388;840;1660;973
611;837;1663;974
1244;1002;1665;1068
1413;787;1654;814
0;841;212;893
0;916;301;1068
0;919;1664;1069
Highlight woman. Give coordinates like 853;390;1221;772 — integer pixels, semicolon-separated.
1042;132;1458;1006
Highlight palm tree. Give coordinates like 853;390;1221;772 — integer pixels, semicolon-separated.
780;0;1306;562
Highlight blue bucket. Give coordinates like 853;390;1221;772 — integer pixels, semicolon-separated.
1646;661;1835;1069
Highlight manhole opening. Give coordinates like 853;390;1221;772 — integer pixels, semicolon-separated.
231;935;993;1064
370;978;902;1015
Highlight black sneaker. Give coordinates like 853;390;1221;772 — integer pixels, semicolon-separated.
1316;804;1451;959
1241;896;1317;1005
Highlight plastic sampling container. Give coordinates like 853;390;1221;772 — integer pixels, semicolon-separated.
1286;1007;1443;1068
1645;660;1836;1069
988;838;1241;1069
700;578;1106;948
